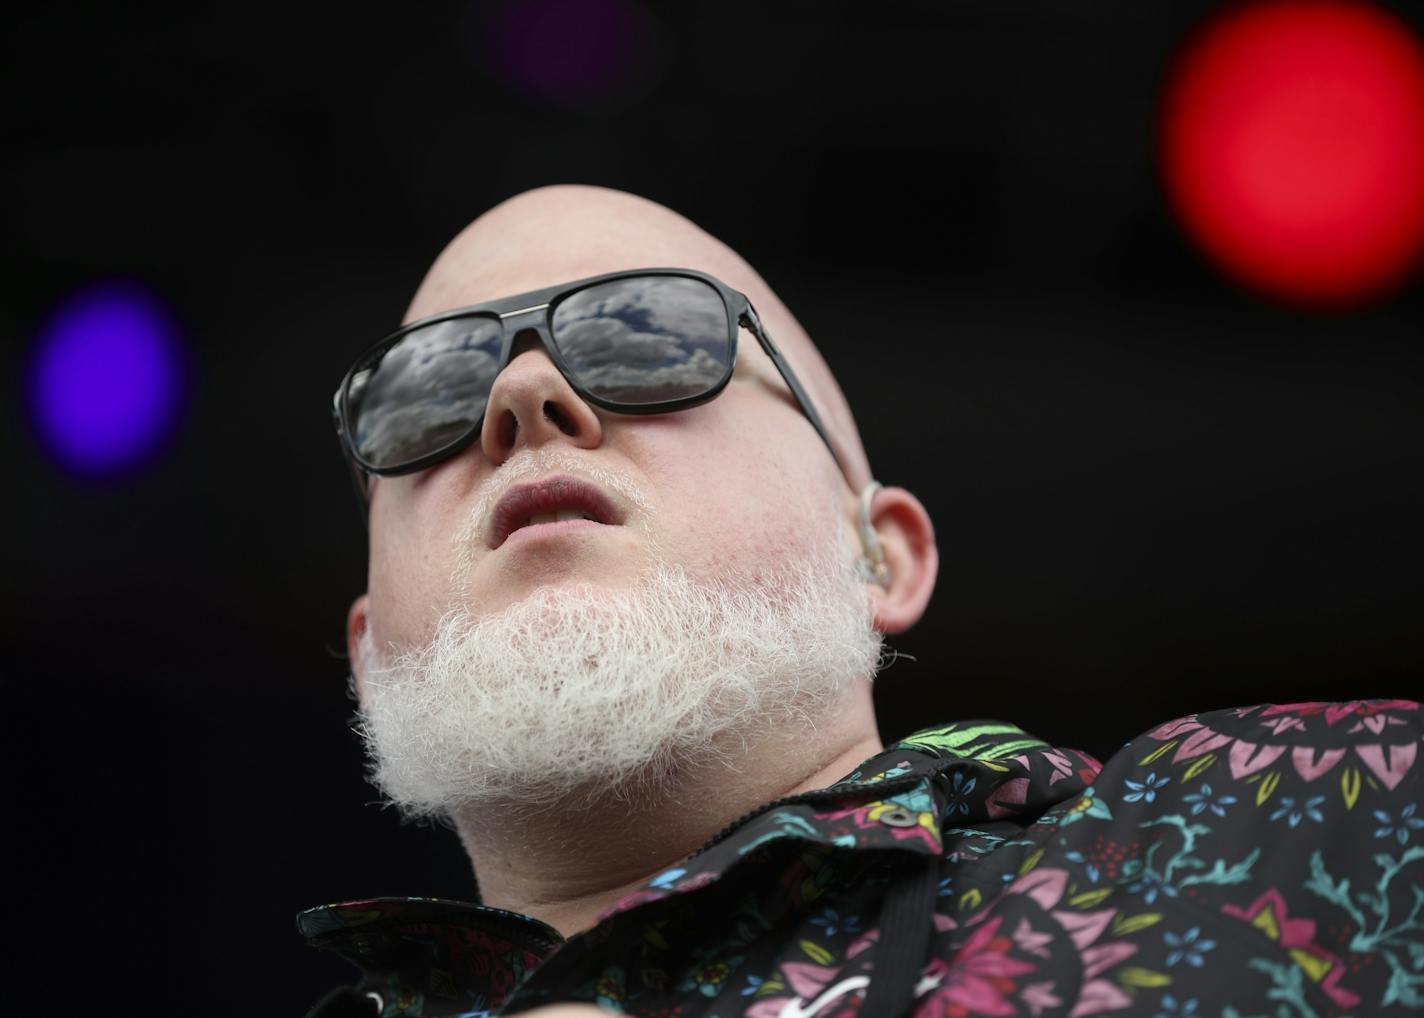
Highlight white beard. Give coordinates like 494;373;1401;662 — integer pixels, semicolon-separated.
350;518;885;821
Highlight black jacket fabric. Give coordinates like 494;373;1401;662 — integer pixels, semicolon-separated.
299;700;1424;1018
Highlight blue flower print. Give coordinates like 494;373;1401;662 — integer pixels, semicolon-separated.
809;907;861;938
1163;926;1217;967
1064;850;1100;884
1124;772;1170;803
1269;795;1325;828
1373;803;1424;845
1059;786;1114;829
1126;869;1180;905
937;875;954;898
941;770;976;818
740;975;765;997
1180;783;1237;818
648;867;687;888
1154;995;1198;1018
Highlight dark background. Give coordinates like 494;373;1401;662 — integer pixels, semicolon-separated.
4;1;1421;1012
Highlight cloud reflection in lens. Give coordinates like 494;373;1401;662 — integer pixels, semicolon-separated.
352;316;503;469
553;276;730;403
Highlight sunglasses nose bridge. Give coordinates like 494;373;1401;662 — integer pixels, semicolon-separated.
498;304;557;360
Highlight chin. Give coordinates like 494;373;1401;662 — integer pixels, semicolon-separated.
463;572;625;616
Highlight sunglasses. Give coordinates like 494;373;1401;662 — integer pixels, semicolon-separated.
332;267;851;509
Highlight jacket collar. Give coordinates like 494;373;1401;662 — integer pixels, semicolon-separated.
295;720;1067;1010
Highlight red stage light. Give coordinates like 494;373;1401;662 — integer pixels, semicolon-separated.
1160;1;1424;307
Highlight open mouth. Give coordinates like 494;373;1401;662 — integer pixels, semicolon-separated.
488;476;622;549
523;509;597;526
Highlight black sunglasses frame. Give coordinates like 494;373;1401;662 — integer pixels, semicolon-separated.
332;267;851;516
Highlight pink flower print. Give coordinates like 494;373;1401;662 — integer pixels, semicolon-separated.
816;798;942;852
846;927;879;960
1227;739;1287;780
1258;713;1307;736
1221;889;1360;1009
1051;908;1118;952
1354;741;1418;791
1146;716;1203;741
934;911;960;935
1351;713;1409;735
1015;749;1079;787
1001;867;1141;1018
1290;746;1346;782
1011;918;1053;959
920;916;1037;1017
1079;754;1104;781
1066;977;1131;1018
1261;699;1419;727
1151;705;1420;798
744;960;847;1018
1169;725;1233;763
1080;941;1137;981
985;777;1031;819
1008;867;1069;910
1020;980;1062;1017
677;871;718;893
1041;750;1075;784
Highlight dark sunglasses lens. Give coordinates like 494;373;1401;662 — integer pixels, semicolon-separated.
550;276;732;404
347;316;503;469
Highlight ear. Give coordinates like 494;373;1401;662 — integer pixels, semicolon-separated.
346;593;371;702
861;485;937;634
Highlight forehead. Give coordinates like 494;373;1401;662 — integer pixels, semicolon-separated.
402;198;782;382
405;210;755;326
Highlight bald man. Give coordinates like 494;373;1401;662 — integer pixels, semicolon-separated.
300;187;1422;1018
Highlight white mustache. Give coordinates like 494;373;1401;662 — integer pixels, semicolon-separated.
450;446;657;590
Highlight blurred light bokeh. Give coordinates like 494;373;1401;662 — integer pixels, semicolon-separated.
1161;0;1424;308
479;0;661;107
25;279;187;476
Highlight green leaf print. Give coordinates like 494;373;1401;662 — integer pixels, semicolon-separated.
1246;957;1319;1018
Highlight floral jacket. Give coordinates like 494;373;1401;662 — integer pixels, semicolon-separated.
298;700;1423;1018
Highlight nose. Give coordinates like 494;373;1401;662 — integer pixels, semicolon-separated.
479;328;604;465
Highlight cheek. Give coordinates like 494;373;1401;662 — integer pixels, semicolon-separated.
366;480;465;646
629;399;834;578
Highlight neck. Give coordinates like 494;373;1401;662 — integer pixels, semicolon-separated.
450;686;882;939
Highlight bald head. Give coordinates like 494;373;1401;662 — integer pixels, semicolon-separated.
405;184;872;490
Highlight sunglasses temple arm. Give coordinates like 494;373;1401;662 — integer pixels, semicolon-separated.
346;453;372;533
333;397;372;533
740;305;853;489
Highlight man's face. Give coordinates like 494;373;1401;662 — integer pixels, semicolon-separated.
361;237;857;657
346;188;899;817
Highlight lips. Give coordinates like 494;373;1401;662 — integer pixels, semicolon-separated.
488;475;622;549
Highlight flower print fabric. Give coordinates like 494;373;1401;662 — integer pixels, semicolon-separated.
298;701;1423;1018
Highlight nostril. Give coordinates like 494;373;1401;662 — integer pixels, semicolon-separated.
499;410;518;448
544;401;577;436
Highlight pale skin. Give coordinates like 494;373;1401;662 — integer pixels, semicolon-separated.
346;186;939;957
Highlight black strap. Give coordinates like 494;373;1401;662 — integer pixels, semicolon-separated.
858;856;940;1018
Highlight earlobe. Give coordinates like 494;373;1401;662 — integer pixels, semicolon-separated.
860;485;938;635
347;594;371;701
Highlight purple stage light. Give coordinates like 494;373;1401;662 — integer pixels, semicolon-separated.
27;280;187;477
482;0;655;107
